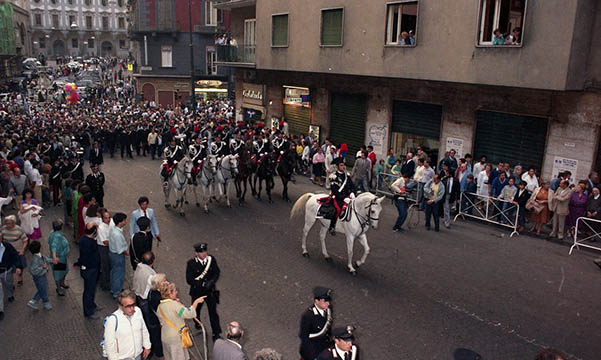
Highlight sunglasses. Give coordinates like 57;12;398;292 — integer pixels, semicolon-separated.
121;303;135;309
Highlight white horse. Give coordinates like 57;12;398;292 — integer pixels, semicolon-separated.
215;154;239;208
188;155;218;213
162;157;190;216
290;192;385;275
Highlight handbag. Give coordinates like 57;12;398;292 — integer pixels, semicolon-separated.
53;262;67;271
158;305;194;348
526;198;544;213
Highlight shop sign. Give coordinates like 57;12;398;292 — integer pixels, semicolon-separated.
552;156;578;183
284;87;310;106
173;83;189;90
445;137;464;158
242;83;265;106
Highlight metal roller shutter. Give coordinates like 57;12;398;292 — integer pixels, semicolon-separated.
392;100;442;139
474;110;548;170
330;93;367;166
284;104;311;136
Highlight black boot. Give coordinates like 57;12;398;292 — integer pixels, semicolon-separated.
55;281;65;296
329;217;337;236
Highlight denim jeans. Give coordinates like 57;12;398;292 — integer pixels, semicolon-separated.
32;274;49;304
108;252;125;297
501;202;516;225
394;198;408;230
425;201;440;230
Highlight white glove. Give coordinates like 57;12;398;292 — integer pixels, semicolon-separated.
174;160;178;164
349;193;356;199
280;151;284;155
344;198;351;205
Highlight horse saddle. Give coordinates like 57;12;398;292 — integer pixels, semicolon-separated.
316;197;348;220
161;162;176;179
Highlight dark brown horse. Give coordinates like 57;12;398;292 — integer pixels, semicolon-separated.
234;148;253;206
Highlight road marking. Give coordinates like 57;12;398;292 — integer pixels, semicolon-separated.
558;266;565;293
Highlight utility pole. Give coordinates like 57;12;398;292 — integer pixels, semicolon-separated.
188;0;196;112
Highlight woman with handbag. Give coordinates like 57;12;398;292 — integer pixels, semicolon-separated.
158;281;206;360
527;181;552;235
48;219;70;296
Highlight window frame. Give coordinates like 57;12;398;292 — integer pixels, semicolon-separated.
118;17;125;29
161;45;173;68
475;0;527;48
206;47;217;74
34;13;42;26
88;38;95;49
119;39;127;49
39;38;46;48
320;7;344;47
52;14;59;28
71;38;78;48
205;1;221;26
102;16;109;29
86;15;93;29
271;13;289;48
68;15;76;27
384;1;419;47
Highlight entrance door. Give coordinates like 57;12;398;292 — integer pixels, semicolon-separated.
142;83;155;102
101;41;113;56
330;93;367;165
391;100;442;169
53;40;65;57
158;90;174;107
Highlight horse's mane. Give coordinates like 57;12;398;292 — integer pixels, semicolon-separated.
356;192;377;202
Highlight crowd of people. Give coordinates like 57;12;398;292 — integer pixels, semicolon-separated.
0;54;581;360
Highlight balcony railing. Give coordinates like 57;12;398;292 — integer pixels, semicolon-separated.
216;44;255;65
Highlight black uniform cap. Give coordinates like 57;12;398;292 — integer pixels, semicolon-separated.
313;286;333;301
194;242;208;252
333;326;355;340
332;157;344;166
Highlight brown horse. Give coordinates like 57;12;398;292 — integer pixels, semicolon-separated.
234;148;253;206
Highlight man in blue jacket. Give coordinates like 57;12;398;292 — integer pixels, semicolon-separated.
0;235;23;320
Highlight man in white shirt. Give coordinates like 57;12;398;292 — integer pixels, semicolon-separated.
103;290;151;360
29;161;43;203
521;167;539;192
97;209;113;291
472;155;487;180
132;252;156;322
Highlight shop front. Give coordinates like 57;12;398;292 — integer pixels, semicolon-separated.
390;100;442;168
240;82;266;123
195;79;228;101
283;86;311;135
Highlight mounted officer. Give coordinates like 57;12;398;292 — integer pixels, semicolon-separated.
188;136;207;184
229;131;245;155
327;158;355;236
160;137;185;184
271;131;289;160
252;133;270;165
210;134;227;159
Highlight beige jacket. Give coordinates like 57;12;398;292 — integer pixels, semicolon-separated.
157;299;196;345
551;187;572;215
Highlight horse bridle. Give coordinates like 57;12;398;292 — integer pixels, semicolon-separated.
219;155;237;177
352;198;380;231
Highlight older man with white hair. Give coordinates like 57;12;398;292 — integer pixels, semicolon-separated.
1;215;28;285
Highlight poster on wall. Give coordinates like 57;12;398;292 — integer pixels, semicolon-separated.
552;156;578;183
445;137;464;158
270;117;280;130
367;124;388;155
309;125;321;145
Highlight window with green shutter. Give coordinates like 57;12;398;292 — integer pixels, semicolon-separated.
321;8;343;46
272;14;288;47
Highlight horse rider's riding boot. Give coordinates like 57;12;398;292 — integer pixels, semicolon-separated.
329;217;337;236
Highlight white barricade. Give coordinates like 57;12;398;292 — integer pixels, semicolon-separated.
453;192;520;237
569;217;601;255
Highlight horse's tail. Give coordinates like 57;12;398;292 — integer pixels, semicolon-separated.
290;192;313;220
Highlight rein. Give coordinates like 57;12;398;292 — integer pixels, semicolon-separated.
351;198;378;232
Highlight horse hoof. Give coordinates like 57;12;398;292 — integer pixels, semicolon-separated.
355;261;361;269
184;201;189;205
324;257;333;263
350;270;357;276
165;204;171;208
302;252;310;258
180;213;185;217
196;203;200;207
204;209;209;214
227;204;232;208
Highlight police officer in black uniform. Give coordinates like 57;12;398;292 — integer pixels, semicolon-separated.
188;137;207;184
185;243;222;342
299;287;334;360
271;131;289;157
210;134;227;158
229;132;245;155
69;155;84;182
317;326;359;360
85;164;105;206
328;158;355;235
160;138;185;182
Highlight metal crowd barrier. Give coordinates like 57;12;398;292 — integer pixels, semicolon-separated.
569;217;601;255
375;172;402;198
453;192;520;237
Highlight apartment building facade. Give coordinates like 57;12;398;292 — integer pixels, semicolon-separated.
129;0;231;107
216;0;601;180
28;0;129;58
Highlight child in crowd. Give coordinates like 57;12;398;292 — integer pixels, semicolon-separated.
27;240;53;310
376;159;385;190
